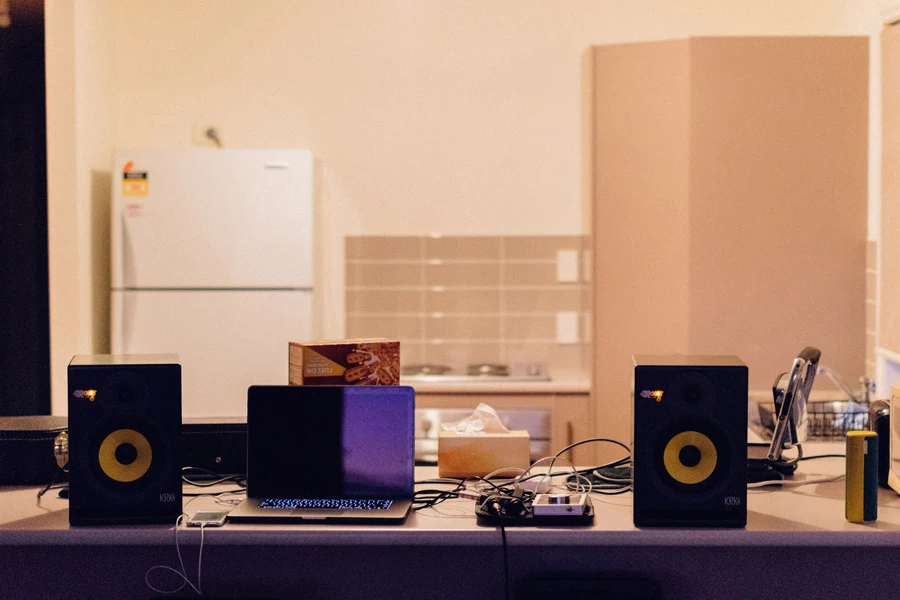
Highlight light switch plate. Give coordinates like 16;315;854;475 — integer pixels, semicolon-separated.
556;312;580;344
556;249;580;282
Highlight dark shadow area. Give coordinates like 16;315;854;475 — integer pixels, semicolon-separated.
0;0;49;415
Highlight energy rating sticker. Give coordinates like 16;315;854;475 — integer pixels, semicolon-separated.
122;171;149;196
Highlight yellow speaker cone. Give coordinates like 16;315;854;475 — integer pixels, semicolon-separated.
97;429;153;483
663;430;717;485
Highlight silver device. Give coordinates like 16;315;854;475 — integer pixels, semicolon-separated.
532;493;591;517
767;347;820;461
186;511;229;527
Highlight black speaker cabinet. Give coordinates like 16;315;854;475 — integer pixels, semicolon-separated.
632;355;747;528
68;354;182;525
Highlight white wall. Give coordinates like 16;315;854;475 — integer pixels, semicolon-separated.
46;0;117;415
45;0;78;416
47;0;884;412
870;2;900;239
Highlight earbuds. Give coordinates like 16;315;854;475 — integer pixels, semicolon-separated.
483;495;528;519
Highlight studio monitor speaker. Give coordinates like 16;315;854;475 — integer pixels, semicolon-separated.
632;355;747;528
68;354;182;525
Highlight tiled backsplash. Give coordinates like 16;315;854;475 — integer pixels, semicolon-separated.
866;239;877;380
345;235;591;378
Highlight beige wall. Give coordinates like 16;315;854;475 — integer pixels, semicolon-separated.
74;0;116;359
46;0;884;413
45;0;79;416
46;0;116;414
593;40;692;453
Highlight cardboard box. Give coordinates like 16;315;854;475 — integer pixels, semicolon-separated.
289;339;400;385
438;430;530;478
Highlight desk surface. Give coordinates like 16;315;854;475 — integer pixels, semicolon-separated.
3;442;900;600
2;442;899;547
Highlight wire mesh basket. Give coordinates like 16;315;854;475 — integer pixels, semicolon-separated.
756;400;870;440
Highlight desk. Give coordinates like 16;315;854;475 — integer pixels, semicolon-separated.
2;444;900;599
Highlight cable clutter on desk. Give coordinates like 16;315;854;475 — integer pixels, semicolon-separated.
415;437;632;526
38;347;888;600
436;350;859;532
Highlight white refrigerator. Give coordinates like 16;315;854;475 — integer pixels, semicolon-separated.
110;148;314;417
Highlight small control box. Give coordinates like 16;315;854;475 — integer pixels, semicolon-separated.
532;493;591;517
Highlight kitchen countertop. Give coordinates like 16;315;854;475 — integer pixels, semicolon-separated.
401;376;591;394
403;379;853;398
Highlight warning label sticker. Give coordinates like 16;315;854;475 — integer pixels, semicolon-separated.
122;171;149;196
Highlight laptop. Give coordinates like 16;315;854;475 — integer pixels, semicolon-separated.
228;385;415;523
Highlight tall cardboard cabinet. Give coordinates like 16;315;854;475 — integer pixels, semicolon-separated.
881;24;900;388
592;37;869;451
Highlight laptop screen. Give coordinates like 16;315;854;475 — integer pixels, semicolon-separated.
246;386;415;499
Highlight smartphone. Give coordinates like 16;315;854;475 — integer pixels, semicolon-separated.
186;511;229;527
767;346;820;461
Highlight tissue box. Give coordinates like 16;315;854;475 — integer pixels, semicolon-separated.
289;339;400;385
438;430;530;478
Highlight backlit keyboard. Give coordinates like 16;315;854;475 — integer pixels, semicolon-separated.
258;498;393;510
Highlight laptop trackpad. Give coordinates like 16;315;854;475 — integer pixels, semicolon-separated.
293;509;345;518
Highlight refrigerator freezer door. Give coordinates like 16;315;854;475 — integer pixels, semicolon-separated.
111;290;312;417
111;148;313;290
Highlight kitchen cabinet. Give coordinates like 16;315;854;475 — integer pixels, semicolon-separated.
881;23;900;383
592;36;868;450
414;391;596;466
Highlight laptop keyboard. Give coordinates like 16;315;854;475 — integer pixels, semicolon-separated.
258;498;394;510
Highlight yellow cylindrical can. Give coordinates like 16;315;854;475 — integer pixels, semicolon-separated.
846;431;878;523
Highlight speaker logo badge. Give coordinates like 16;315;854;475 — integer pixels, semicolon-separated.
639;390;664;402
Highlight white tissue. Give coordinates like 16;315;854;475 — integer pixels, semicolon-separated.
441;403;510;434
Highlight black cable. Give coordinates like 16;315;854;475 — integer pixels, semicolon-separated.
499;518;509;600
413;477;471;510
520;465;619;484
519;459;632;493
514;459;629;483
413;488;460;509
545;438;632;495
586;487;631;496
182;466;246;489
415;476;505;492
183;488;247;497
36;466;67;500
180;467;247;508
799;454;846;460
554;437;631;459
413;475;515;511
413;444;634;512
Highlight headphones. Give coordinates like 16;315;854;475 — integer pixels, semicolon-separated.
481;494;529;520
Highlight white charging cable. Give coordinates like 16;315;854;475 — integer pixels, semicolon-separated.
748;474;845;488
145;514;205;595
